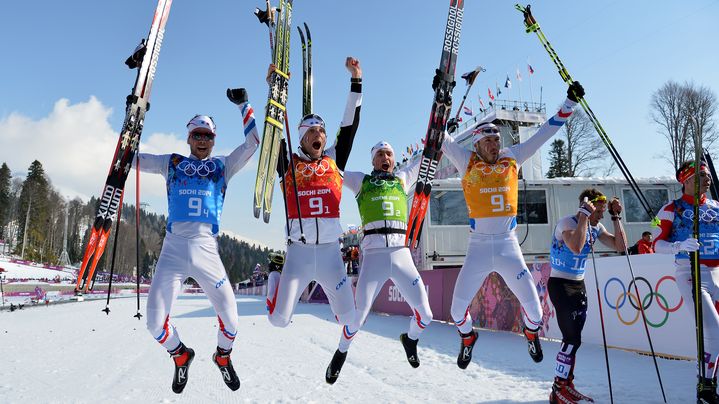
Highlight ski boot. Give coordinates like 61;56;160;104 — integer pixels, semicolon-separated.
169;343;195;394
550;376;594;403
698;377;719;404
400;333;420;368
325;349;347;385
457;329;478;369
523;326;543;363
213;347;241;391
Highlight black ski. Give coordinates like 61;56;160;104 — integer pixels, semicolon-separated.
406;0;464;249
76;0;172;293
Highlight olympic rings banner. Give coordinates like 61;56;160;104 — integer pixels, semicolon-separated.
543;254;695;359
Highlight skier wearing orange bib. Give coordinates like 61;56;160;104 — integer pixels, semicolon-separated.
441;81;584;370
265;58;362;381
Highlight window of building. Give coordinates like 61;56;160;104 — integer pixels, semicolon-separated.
430;191;468;226
517;189;549;224
622;188;670;222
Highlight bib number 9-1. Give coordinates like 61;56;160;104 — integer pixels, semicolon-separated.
309;197;330;215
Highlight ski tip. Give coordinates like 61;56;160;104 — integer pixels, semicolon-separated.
253;206;261;219
263;212;271;223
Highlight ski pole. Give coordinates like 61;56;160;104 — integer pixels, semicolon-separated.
101;209;122;315
692;123;706;383
614;208;667;402
134;153;143;320
452;66;485;133
515;4;656;224
586;197;614;404
283;111;306;244
255;0;276;56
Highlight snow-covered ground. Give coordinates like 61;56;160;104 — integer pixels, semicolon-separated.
0;294;697;403
0;259;75;281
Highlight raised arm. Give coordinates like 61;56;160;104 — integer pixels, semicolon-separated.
396;155;422;194
224;88;261;180
510;82;583;165
326;57;362;171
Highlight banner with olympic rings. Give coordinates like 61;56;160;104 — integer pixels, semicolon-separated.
544;254;695;359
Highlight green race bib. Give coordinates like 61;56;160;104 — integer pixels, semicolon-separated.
356;175;408;225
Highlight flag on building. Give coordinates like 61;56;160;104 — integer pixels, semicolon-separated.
528;64;535;75
504;74;512;89
463;105;473;116
488;88;495;101
461;65;484;86
516;68;522;82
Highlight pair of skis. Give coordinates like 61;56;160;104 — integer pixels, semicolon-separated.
405;0;464;249
252;0;293;223
76;0;172;293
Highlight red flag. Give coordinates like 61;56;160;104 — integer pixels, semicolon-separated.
528;64;535;75
488;88;495;101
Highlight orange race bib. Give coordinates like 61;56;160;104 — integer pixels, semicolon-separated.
284;155;343;218
461;154;518;218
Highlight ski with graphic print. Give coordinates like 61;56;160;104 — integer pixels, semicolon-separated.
406;0;464;249
253;0;293;223
75;0;172;293
298;22;312;116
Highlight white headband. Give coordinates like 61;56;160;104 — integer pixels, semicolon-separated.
371;141;394;159
187;114;216;135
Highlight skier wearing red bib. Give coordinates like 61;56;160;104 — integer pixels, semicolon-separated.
325;140;432;384
441;80;583;369
265;57;362;380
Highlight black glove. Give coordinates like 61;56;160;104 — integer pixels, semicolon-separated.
432;68;456;91
567;81;584;102
446;118;459;134
226;88;248;105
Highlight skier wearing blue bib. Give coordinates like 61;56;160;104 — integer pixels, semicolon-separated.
653;161;719;403
135;89;259;394
547;188;625;403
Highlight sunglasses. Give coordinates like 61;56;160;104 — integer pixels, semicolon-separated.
191;133;215;141
480;127;500;134
300;113;326;128
590;195;607;203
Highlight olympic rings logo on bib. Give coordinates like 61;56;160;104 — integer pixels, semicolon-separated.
296;159;331;178
177;159;217;177
478;160;511;176
603;276;683;328
681;208;719;223
369;177;398;187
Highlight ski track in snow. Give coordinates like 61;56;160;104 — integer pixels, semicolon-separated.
0;294;697;403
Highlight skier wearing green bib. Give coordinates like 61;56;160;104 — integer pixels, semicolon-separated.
326;140;432;383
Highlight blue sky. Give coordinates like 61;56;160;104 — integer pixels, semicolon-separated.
1;0;718;249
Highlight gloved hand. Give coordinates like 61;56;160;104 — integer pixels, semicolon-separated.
432;68;455;91
446;118;459;134
567;81;585;102
672;238;700;254
227;88;248;105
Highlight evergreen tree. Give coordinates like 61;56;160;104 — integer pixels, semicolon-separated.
15;160;51;261
0;163;11;240
546;139;571;178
